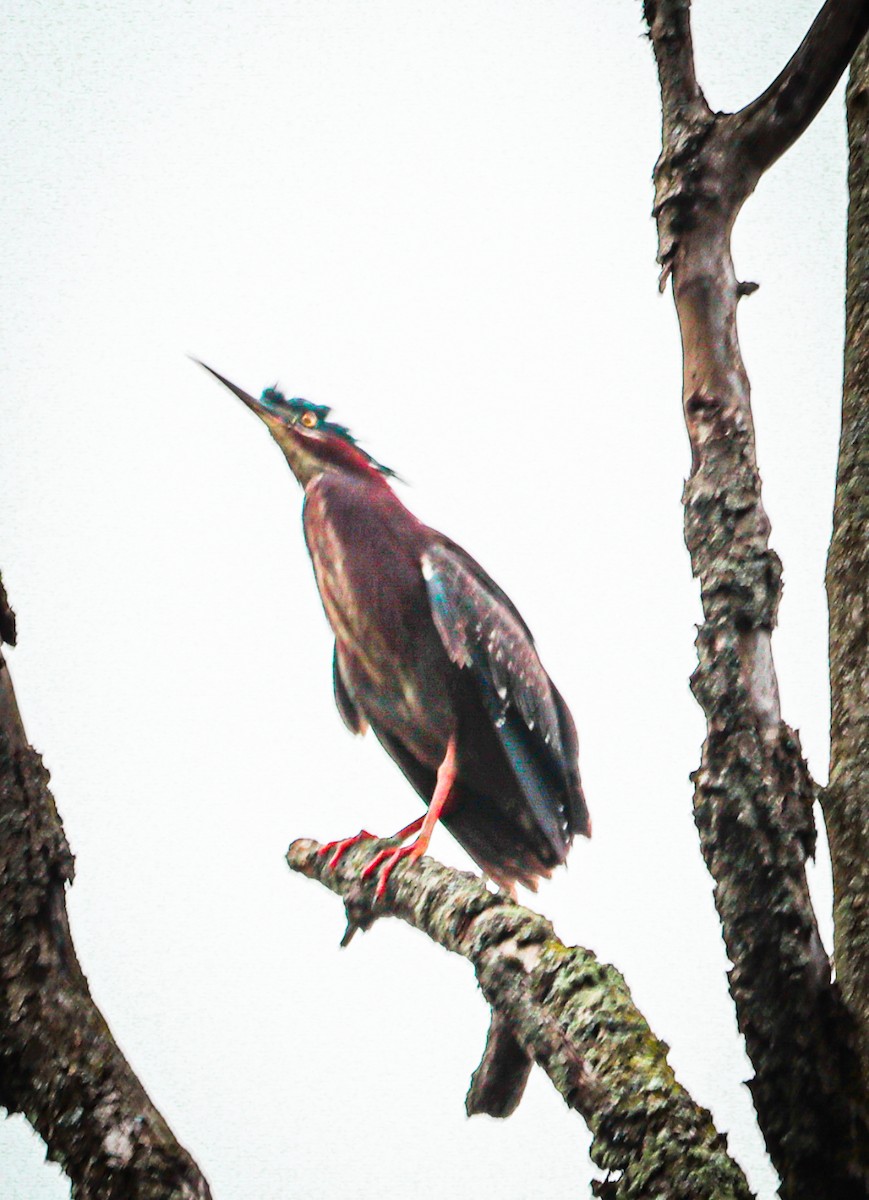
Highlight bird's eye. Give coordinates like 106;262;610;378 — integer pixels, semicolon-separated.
299;411;318;429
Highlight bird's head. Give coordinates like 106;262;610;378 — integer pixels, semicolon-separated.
196;362;396;488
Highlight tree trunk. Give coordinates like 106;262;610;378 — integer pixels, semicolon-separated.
825;35;869;1089
0;577;212;1200
644;3;869;1196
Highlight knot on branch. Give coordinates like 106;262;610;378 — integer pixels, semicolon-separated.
684;391;723;419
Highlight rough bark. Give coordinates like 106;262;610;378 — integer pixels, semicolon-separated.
825;37;869;1089
0;576;212;1200
287;837;753;1200
643;3;869;1197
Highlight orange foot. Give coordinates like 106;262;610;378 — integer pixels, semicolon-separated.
323;736;459;900
362;841;429;900
317;829;375;871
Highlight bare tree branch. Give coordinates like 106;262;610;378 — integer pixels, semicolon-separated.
0;576;212;1200
642;0;710;133
825;38;869;1089
644;4;869;1197
734;0;869;175
287;837;753;1200
643;0;716;291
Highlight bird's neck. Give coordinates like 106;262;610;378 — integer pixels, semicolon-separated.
302;461;391;497
276;433;391;491
303;467;420;537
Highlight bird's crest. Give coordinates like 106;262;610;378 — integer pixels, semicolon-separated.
262;387;397;478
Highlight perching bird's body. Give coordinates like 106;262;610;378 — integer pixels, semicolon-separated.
199;364;590;893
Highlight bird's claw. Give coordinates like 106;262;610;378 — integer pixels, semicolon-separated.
319;818;430;898
362;843;425;900
317;829;375;871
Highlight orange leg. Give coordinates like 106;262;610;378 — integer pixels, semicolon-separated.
391;815;427;843
362;737;458;900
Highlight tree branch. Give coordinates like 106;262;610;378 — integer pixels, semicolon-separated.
287;837;753;1200
825;37;869;1089
734;0;869;175
0;575;212;1200
644;0;715;290
465;1009;533;1119
643;0;710;135
645;5;869;1197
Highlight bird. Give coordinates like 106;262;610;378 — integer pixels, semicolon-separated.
196;362;590;897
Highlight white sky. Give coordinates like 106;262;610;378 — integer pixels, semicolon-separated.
0;2;846;1197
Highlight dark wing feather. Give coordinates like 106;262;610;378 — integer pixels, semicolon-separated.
422;541;589;861
548;678;589;837
370;722;563;891
434;534;536;642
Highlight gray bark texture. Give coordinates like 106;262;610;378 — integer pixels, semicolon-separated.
287;837;753;1200
643;2;869;1197
0;576;212;1200
826;36;869;1091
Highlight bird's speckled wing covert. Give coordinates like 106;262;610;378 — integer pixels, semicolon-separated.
422;541;589;858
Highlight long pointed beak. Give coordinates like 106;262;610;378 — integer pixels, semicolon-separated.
191;358;273;421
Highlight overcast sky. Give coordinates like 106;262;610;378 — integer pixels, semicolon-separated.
1;2;847;1197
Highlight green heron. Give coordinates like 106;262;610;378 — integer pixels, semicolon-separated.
197;363;590;896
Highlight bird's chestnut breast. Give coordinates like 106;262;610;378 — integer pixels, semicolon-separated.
302;473;454;753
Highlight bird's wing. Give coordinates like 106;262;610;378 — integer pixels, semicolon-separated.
333;643;367;735
423;542;562;750
422;541;589;852
434;534;536;641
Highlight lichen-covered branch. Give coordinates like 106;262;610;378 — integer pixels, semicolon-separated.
644;4;869;1197
0;576;212;1200
287;838;753;1200
825;38;869;1089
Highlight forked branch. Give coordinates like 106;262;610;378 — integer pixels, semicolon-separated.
644;3;869;1197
